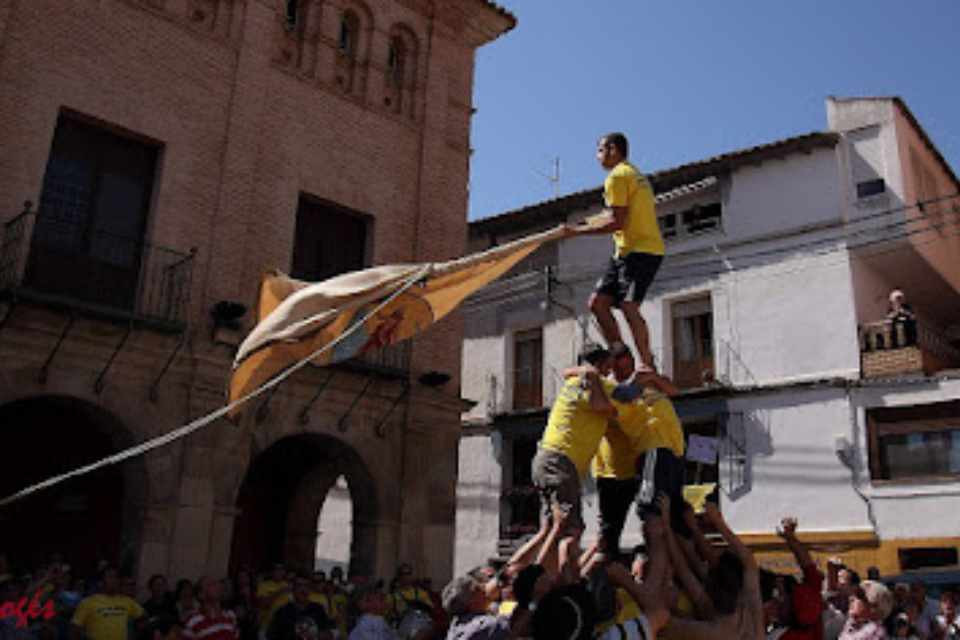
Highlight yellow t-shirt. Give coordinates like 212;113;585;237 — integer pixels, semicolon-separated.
591;425;639;480
617;390;684;457
541;377;612;476
257;580;290;630
308;592;330;614
71;594;144;640
498;600;518;617
389;587;433;619
605;161;664;257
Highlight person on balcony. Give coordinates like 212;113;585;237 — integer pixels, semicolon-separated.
887;289;917;348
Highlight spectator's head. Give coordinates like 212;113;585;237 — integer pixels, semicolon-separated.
941;591;958;620
353;582;387;617
234;569;253;593
270;563;286;583
866;566;881;581
420;578;433;593
531;583;597;640
609;342;635;382
759;570;797;628
175;578;194;603
704;551;744;616
849;581;893;624
909;581;926;604
396;563;416;588
441;575;488;617
195;576;223;606
148;574;168;599
140;615;181;640
100;565;121;595
512;564;551;610
292;574;311;606
837;568;860;601
889;289;906;311
578;344;612;377
122;576;138;598
597;133;629;170
329;566;344;585
313;570;326;586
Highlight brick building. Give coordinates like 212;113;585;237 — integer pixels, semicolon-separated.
0;0;514;587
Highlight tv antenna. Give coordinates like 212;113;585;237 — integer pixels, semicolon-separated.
534;156;561;199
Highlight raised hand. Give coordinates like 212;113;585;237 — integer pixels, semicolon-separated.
776;517;798;539
656;493;671;520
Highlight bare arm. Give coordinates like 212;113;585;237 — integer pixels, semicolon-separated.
570;207;629;235
505;517;551;572
584;370;617;417
535;505;570;576
778;517;815;569
658;496;716;620
704;503;757;571
605;562;670;635
683;505;721;569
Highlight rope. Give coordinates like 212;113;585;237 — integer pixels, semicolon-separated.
0;264;434;508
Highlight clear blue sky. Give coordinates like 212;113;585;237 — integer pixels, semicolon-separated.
468;1;960;220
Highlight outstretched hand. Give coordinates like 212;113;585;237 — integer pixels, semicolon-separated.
703;502;722;526
656;493;671;521
776;517;798;539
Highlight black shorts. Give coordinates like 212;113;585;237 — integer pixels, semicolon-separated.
596;477;639;556
635;448;690;537
594;252;663;307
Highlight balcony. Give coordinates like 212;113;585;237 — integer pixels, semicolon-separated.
347;341;411;377
860;319;960;379
1;203;195;333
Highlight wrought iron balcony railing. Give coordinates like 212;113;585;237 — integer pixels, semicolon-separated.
1;202;195;332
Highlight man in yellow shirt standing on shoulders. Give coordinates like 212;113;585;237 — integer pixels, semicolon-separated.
532;344;618;569
71;566;144;640
578;132;665;371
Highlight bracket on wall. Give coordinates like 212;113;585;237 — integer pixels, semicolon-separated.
255;384;281;425
38;313;75;384
374;380;410;439
337;375;375;433
298;371;336;425
94;324;133;394
149;332;187;402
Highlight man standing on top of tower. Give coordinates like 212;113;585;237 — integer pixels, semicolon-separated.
575;132;665;371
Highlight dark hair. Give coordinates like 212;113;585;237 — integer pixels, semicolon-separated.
609;342;633;361
578;344;610;367
847;570;861;587
532;584;597;640
139;615;180;640
600;132;629;158
174;579;193;601
147;574;166;590
705;551;744;616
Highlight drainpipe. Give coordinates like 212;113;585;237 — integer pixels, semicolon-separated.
838;387;879;534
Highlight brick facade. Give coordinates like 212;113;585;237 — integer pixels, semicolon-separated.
0;0;513;587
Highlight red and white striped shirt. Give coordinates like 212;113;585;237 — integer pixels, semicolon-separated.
183;609;239;640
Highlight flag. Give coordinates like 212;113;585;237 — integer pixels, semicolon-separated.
228;223;576;416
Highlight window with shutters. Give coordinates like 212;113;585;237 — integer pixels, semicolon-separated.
671;296;714;389
512;328;543;410
290;195;370;282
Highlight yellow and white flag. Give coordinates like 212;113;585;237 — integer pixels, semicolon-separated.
228;224;574;415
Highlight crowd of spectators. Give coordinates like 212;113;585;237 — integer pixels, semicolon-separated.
0;519;957;640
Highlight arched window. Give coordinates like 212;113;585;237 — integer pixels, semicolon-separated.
387;38;405;87
385;25;418;117
284;0;299;31
338;10;359;58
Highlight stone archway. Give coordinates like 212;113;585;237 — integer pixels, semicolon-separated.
0;395;146;575
229;433;378;576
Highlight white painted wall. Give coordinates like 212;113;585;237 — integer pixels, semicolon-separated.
454;433;503;575
852;377;960;540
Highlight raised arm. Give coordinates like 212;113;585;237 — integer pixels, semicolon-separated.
584;369;617;417
682;504;721;570
657;495;716;620
703;503;757;572
505;516;551;573
778;517;814;569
